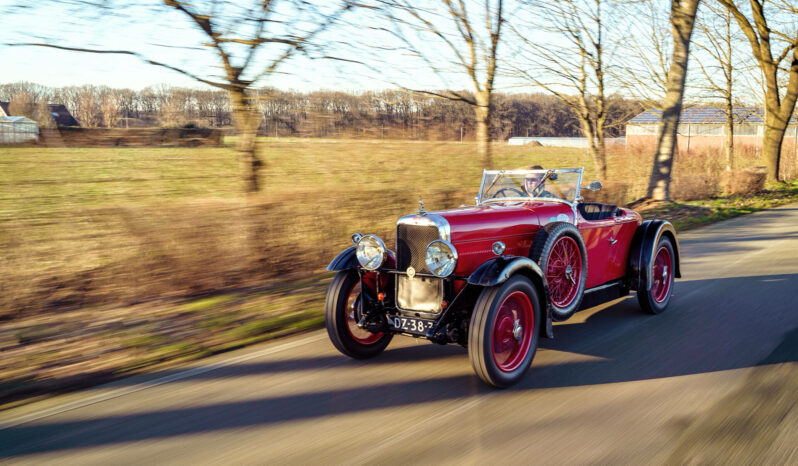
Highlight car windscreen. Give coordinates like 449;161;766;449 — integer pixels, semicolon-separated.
479;169;582;203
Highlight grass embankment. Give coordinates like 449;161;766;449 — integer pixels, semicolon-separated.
637;180;798;229
1;139;796;408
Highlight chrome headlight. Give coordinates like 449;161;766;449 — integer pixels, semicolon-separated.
425;240;458;277
356;234;386;270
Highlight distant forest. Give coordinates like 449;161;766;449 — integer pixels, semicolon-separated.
0;82;642;140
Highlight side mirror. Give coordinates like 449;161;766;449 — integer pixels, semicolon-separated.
584;181;603;192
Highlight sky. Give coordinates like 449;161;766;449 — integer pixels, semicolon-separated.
0;0;477;93
0;0;771;106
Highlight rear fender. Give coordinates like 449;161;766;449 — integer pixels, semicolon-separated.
628;220;681;291
467;256;553;339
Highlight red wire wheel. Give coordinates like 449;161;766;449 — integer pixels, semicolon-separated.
530;222;587;320
545;235;582;308
491;291;535;372
651;246;673;303
344;281;383;345
637;236;676;314
469;275;541;388
325;270;392;359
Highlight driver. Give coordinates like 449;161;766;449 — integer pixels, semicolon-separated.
523;165;557;198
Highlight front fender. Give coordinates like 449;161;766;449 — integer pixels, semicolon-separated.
628;220;681;291
467;256;544;287
327;246;357;271
468;255;553;339
327;246;398;272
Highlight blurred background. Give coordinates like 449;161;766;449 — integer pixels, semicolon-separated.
1;0;797;414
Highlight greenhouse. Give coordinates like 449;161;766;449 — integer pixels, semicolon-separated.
0;116;39;144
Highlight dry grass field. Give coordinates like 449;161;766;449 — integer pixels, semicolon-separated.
2;137;797;406
0;139;610;318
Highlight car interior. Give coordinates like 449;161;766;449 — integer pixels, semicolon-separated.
578;202;622;221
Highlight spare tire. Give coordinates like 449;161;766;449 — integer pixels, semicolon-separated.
530;222;588;320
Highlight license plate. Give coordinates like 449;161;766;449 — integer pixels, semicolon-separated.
386;315;435;335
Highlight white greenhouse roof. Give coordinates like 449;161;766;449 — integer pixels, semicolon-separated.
0;116;37;124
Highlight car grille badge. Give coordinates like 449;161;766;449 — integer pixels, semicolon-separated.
407;266;416;279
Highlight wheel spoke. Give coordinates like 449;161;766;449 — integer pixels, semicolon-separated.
651;246;672;303
344;282;382;345
492;291;535;372
547;235;581;308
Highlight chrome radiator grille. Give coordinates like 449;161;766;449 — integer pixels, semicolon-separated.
396;223;443;312
396;224;440;273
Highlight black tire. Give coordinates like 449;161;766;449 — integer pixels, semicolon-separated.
637;236;675;314
530;222;588;320
325;270;392;359
468;275;541;388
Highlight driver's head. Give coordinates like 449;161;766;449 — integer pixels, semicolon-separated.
524;165;545;194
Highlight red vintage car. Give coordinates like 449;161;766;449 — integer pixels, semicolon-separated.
325;168;680;387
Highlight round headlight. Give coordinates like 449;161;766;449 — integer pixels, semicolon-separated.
425;240;458;277
356;235;386;270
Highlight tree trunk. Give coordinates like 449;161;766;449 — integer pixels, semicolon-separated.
762;110;790;181
595;130;607;180
762;119;785;181
229;89;263;193
580;118;607;180
646;0;701;201
474;92;492;168
724;103;734;193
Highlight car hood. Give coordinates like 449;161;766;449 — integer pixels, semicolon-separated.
432;201;575;243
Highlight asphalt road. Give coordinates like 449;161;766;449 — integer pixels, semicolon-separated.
2;204;798;464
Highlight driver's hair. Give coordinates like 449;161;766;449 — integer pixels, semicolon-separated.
529;165;543;170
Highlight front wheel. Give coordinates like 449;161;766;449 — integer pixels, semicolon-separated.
325;270;392;359
637;236;675;314
468;275;541;388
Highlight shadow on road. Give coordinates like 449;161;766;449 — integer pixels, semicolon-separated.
1;273;796;458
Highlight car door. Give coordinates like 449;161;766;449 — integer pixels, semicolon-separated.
607;209;640;279
578;215;618;289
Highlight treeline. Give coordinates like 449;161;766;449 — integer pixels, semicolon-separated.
0;82;640;140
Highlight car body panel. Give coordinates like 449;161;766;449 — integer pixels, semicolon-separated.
577;207;642;287
435;202;574;280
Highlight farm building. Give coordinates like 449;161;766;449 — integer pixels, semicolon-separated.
48;104;80;126
507;136;625;147
0;116;39;144
626;107;798;154
0;102;80;127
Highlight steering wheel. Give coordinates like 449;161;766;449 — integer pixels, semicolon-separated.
564;188;576;200
492;187;525;198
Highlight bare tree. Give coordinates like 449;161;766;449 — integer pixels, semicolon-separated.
100;87;121;128
693;4;753;191
716;0;798;181
356;0;505;168
647;0;702;201
7;0;351;192
511;0;612;179
7;91;36;120
8;88;56;127
617;0;677;110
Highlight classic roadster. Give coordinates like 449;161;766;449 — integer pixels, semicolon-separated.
325;168;680;387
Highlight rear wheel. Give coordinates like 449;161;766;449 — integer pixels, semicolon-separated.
637;237;675;314
468;275;541;388
325;270;392;359
531;222;587;320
